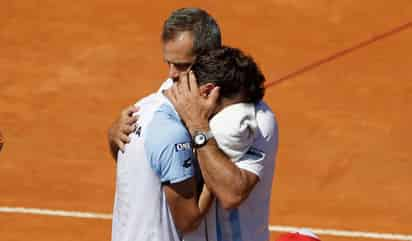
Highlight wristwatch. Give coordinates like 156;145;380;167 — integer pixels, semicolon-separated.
192;130;214;148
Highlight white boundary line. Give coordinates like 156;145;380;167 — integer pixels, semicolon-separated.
0;206;112;220
1;206;411;241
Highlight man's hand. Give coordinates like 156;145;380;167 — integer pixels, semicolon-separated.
168;71;220;134
108;105;139;160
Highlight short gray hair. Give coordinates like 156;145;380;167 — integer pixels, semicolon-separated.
162;8;222;55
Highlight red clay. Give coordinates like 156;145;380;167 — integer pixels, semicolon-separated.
1;1;412;240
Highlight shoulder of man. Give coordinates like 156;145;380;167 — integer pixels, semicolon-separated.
144;104;194;184
255;101;278;140
233;101;278;177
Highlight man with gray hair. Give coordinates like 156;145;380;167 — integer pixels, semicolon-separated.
108;8;221;154
109;8;278;241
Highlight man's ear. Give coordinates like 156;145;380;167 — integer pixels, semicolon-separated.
199;83;217;97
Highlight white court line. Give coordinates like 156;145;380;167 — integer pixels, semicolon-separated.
1;206;411;241
0;206;112;220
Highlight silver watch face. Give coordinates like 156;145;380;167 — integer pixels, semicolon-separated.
194;133;206;145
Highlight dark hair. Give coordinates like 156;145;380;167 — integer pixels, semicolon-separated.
191;46;265;104
162;8;222;55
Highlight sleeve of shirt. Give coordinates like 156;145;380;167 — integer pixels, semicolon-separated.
145;118;195;184
236;101;279;178
235;147;266;178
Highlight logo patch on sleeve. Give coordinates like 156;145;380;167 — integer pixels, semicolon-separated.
246;147;266;159
175;142;192;152
183;158;192;168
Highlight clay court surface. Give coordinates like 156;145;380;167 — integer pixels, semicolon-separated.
1;1;412;240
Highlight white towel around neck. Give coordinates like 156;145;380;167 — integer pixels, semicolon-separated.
209;103;257;161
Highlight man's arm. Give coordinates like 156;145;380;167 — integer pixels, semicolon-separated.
145;110;214;234
196;137;259;209
107;105;138;160
163;178;213;234
168;72;259;209
191;123;259;209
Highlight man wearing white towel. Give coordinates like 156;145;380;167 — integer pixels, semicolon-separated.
169;48;278;241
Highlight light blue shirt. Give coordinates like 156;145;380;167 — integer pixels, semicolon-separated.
112;91;195;241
